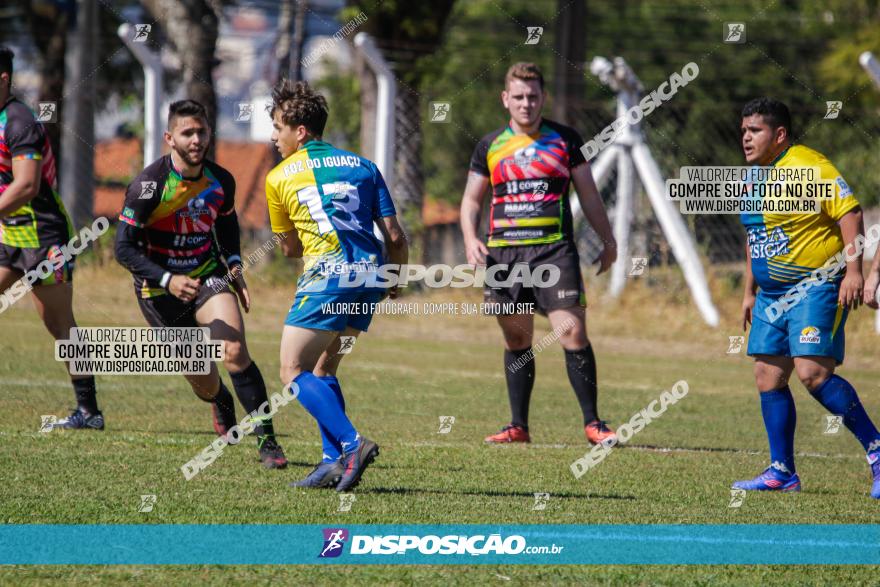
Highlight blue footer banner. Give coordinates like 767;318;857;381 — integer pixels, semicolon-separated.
1;525;879;565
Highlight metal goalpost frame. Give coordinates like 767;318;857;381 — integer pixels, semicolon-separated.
573;56;720;327
118;23;164;169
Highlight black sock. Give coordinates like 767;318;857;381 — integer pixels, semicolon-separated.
505;347;535;429
72;377;98;414
229;362;275;439
210;381;236;425
565;345;598;425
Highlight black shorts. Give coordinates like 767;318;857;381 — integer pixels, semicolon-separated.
136;274;233;328
0;243;74;285
483;241;585;315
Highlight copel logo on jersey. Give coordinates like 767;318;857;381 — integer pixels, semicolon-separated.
747;226;789;259
504;179;549;197
319;528;349;558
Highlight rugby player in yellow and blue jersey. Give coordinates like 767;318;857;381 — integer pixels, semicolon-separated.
734;98;880;498
266;80;408;491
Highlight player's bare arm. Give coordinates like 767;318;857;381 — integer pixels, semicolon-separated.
742;241;757;331
838;207;864;310
864;227;880;308
376;215;408;299
278;230;303;258
570;162;616;274
460;171;490;266
0;157;41;217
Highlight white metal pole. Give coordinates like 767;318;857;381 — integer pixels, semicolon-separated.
631;141;719;326
860;52;880;90
569;145;617;221
609;148;635;297
118;24;163;167
353;33;396;190
588;144;618;189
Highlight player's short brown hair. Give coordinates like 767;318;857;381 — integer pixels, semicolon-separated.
167;99;209;130
505;62;544;91
0;46;13;82
270;79;329;136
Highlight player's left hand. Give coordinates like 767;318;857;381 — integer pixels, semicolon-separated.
838;271;863;310
230;265;251;313
864;270;880;309
595;241;617;275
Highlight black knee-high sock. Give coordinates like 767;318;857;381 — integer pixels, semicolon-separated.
72;376;98;414
564;345;599;425
209;380;236;425
505;348;535;429
229;362;275;439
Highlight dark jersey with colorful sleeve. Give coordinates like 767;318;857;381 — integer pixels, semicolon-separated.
469;119;586;247
0;97;72;248
115;155;239;298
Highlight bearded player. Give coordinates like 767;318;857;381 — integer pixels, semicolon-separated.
460;62;618;446
115;99;287;469
0;47;105;429
734;97;880;498
265;80;407;491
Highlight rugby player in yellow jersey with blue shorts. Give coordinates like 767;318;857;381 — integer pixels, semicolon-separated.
265;80;408;492
734;98;880;498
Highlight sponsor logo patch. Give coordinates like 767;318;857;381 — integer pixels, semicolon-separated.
799;326;820;344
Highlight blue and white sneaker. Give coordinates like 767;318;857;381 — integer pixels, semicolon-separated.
53;408;104;430
867;452;880;499
732;463;800;492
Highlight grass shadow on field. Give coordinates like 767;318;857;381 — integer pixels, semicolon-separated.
362;486;636;501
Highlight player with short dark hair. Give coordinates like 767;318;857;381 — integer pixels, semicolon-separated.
461;62;618;446
734;97;880;498
266;79;408;491
115;99;288;469
0;46;104;429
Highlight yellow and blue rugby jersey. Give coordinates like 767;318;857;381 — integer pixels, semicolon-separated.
741;145;859;295
265;139;397;294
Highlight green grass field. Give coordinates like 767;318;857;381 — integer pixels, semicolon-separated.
2;259;880;584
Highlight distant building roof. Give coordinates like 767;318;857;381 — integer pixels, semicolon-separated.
93;138;462;229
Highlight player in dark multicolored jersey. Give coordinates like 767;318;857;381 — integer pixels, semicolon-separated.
0;47;104;430
114;99;287;469
461;62;618;446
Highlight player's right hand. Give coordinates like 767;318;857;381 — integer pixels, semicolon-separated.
465;238;489;266
864;271;880;309
741;292;756;331
168;275;201;303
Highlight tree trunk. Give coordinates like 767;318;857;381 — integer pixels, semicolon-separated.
552;0;587;124
275;0;294;80
290;0;307;82
393;88;423;230
60;0;95;231
26;0;69;159
142;0;220;158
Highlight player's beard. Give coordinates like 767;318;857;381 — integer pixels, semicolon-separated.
175;143;206;167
